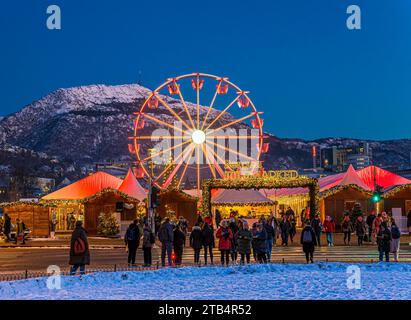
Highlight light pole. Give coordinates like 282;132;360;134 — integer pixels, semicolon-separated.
147;148;156;233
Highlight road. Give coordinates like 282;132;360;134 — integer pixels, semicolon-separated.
0;242;410;274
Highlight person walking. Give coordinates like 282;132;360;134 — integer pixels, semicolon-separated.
190;223;203;265
289;215;297;243
158;218;174;267
310;214;323;247
251;222;258;262
279;216;291;246
323;216;336;246
124;220;140;267
228;218;239;263
372;214;383;244
215;209;222;230
173;224;185;266
301;221;317;263
263;219;275;261
201;221;214;265
69;220;90;275
142;223;154;267
3;213;11;242
237;220;252;264
216;220;233;266
377;222;392;262
177;216;189;238
254;223;268;263
390;219;401;262
366;211;376;242
341;215;353;246
354;215;366;246
50;218;58;240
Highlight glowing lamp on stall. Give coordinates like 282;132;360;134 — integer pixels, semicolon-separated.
371;191;382;203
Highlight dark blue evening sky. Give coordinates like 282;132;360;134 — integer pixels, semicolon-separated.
0;0;410;140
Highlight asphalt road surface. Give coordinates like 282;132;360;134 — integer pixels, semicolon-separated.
0;243;410;274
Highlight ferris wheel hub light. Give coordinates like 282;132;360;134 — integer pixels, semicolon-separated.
192;130;206;144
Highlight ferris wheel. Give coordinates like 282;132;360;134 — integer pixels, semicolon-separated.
130;72;268;195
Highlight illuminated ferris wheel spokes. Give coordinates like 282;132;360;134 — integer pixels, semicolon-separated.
131;73;268;195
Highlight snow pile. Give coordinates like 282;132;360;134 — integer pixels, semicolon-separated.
0;263;410;300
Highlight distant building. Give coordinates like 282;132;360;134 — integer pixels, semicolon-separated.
347;154;371;170
320;142;372;172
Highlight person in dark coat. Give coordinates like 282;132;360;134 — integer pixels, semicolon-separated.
158;218;174;267
190;223;203;264
237;220;252;264
215;209;222;229
263;219;275;261
341;215;353;246
253;224;267;263
300;221;317;263
366;211;376;242
142;223;154;267
69;220;90;275
228;218;239;262
279;216;291;246
354;215;366;246
377;222;392;262
289;215;297;243
310;214;323;246
285;207;295;218
124;220;140;266
173;225;185;266
3;213;11;242
201;221;214;265
251;222;258;261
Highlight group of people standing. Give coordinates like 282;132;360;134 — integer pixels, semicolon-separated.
1;213;27;244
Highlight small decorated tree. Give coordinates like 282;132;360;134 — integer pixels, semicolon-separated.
97;212;120;237
351;202;363;222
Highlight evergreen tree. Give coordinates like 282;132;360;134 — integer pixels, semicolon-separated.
351;202;363;221
97;212;119;237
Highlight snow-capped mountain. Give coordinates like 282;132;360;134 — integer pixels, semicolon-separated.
0;83;409;182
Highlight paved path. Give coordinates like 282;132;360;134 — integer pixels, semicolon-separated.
0;242;410;274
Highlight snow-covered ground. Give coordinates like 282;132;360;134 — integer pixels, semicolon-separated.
0;263;410;300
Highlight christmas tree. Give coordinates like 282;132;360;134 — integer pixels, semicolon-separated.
351;202;363;221
97;212;120;237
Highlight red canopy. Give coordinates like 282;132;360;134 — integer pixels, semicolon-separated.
42;171;123;201
118;168;147;201
357;165;411;190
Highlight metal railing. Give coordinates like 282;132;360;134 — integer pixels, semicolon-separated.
0;262;160;282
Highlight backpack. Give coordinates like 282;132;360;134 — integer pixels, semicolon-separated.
391;226;401;239
73;237;86;256
149;232;155;244
302;229;313;243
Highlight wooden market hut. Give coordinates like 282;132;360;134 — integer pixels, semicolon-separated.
156;189;199;227
1;202;51;237
211;188;274;219
319;165;373;225
41;170;146;235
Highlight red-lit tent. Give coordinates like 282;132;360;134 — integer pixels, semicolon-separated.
357;165;411;190
42;171;123;201
118;169;147;201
